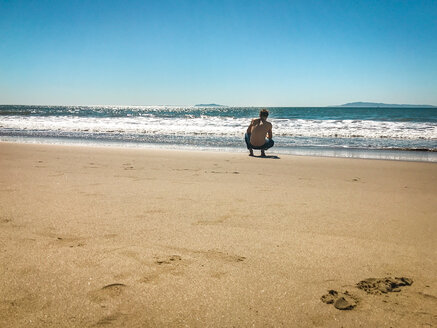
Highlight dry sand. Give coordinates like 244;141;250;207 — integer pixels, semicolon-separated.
0;142;436;327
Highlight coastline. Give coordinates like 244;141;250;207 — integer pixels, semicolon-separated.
1;137;437;163
1;142;436;327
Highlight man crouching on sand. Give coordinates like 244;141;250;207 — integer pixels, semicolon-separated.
245;109;274;157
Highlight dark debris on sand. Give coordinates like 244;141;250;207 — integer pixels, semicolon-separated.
357;277;413;294
321;290;358;310
321;276;413;310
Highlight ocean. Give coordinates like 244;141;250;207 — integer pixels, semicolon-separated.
1;105;436;162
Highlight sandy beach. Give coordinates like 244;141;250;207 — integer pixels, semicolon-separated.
0;142;436;327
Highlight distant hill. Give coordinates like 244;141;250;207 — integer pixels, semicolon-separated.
338;102;436;108
194;104;225;107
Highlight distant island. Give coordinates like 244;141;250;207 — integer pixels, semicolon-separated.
194;104;226;107
337;102;436;108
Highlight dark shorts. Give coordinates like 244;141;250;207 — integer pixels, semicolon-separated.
245;133;274;150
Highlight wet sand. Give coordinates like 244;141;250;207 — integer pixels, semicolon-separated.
0;142;436;327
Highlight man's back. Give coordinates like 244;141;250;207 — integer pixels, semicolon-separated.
250;119;272;146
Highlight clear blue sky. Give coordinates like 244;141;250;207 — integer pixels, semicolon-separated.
1;0;436;106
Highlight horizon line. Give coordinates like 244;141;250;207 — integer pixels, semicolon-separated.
1;102;436;108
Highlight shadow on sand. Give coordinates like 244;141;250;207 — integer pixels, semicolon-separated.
250;155;280;159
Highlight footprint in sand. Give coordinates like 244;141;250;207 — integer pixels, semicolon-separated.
93;312;127;326
162;246;246;264
204;250;246;263
34;160;46;167
0;217;12;224
356;277;413;294
321;290;358;310
55;236;86;248
2;293;45;313
155;255;182;265
122;163;135;170
210;271;228;279
209;170;240;174
89;283;127;304
140;255;184;283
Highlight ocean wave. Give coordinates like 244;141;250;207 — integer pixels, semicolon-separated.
1;115;436;140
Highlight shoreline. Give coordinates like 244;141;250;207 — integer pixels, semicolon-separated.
2;137;437;163
1;142;436;327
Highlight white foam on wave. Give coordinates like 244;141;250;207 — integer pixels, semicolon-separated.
1;115;436;140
